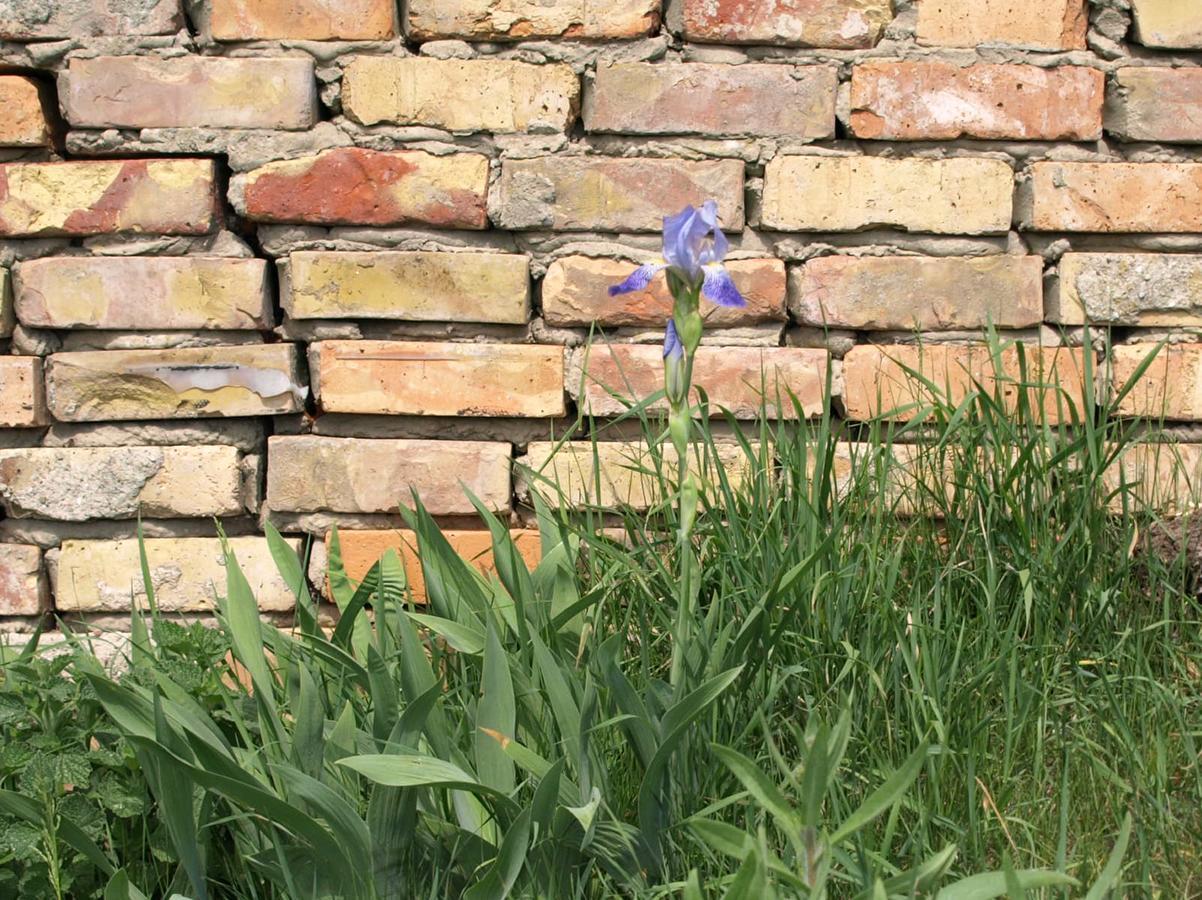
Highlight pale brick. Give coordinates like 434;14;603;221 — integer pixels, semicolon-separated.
212;0;396;40
1025;162;1202;233
0;545;45;616
406;0;657;40
14;257;271;330
1104;443;1202;515
791;256;1043;330
916;0;1086;50
0;267;12;338
542;256;785;327
231;148;488;229
842;344;1087;423
829;443;954;518
574;345;832;419
0;77;50;147
0;159;217;238
0;0;182;39
0;357;46;428
587;63;836;139
45;344;304;422
850;62;1102;141
1052;253;1202;326
266;436;511;516
493;157;745;232
329;529;541;602
56;537;301;613
1107;68;1202;144
681;0;892;49
1112;344;1202;421
519;441;757;509
0;446;244;521
314;341;565;417
64;57;316;131
762;156;1013;235
342;56;579;133
1131;0;1202;49
285;251;529;323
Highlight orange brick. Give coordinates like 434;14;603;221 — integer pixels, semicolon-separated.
917;0;1086;50
681;0;892;49
0;77;50;147
0;357;46;428
212;0;396;40
1112;343;1202;421
1026;162;1202;233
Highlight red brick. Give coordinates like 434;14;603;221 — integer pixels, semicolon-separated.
212;0;396;40
405;0;659;40
0;77;50;147
0;544;46;616
0;357;46;428
232;148;488;229
542;256;785;327
916;0;1087;50
1026;162;1202;233
587;63;836;139
1112;344;1202;421
850;62;1103;141
1108;68;1202;144
681;0;892;48
0;159;217;238
0;0;182;39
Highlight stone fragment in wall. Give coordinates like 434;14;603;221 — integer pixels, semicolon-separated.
0;159;218;238
573;345;833;419
0;357;46;428
283;250;529;323
0;446;244;521
850;62;1103;142
342;57;579;133
916;0;1086;50
14;257;272;331
1023;162;1202;233
680;0;892;49
212;0;396;40
493;157;744;232
791;256;1043;330
230;148;489;229
44;344;304;422
265;435;511;516
55;537;301;613
0;544;46;616
42;420;264;453
1107;68;1202;144
1130;0;1202;49
542;256;785;327
587;63;836;139
762;156;1013;235
405;0;659;41
313;341;565;418
0;0;182;39
0;77;51;148
1112;344;1202;421
1051;254;1202;326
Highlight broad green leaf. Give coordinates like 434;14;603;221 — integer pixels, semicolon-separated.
338;754;504;797
830;741;928;844
0;788;115;876
104;870;149;900
1083;813;1132;900
476;617;516;794
710;744;798;838
406;611;486;654
936;871;1077;900
690;819;754;860
463;807;533;900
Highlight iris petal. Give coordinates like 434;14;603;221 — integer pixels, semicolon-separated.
663;318;683;359
701;265;746;308
608;262;666;296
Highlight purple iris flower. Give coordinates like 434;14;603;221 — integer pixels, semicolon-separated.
608;200;746;308
662;318;683;360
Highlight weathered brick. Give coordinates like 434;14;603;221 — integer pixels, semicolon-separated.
0;0;182;39
574;345;832;418
542;256;785;327
0;77;50;147
0;446;244;521
842;344;1087;423
405;0;658;40
762;156;1013;234
1112;344;1202;421
329;529;541;601
1107;68;1202;144
56;537;300;613
212;0;396;40
681;0;892;49
0;357;46;428
342;57;579;133
14;257;271;330
285;251;529;323
519;440;757;508
587;63;836;139
232;148;488;229
266;436;511;515
1131;0;1202;49
791;256;1043;330
1104;443;1202;514
314;341;565;417
45;344;304;422
850;62;1103;141
0;159;217;238
829;443;955;518
493;157;745;232
64;57;316;131
1051;253;1202;326
916;0;1086;50
0;545;45;616
1025;162;1202;233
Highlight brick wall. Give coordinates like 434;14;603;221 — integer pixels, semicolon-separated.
2;0;1202;626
